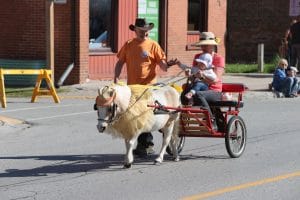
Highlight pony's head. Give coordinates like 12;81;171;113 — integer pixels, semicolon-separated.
96;85;118;132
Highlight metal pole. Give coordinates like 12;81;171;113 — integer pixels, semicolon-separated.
55;63;74;88
46;0;55;76
258;43;264;73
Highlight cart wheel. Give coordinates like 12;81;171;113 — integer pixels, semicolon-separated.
166;136;185;156
225;116;247;158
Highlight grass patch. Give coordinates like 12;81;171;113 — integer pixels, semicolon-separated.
225;63;276;73
226;54;280;74
5;87;70;97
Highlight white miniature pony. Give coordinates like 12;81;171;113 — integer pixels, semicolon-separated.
95;84;180;168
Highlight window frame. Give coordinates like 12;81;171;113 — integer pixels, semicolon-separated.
89;0;118;54
187;0;208;34
186;0;208;51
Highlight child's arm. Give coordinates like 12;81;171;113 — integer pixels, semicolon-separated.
204;69;217;80
196;69;217;84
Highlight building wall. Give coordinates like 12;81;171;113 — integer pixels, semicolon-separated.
166;0;227;77
54;1;75;84
88;0;137;80
227;0;291;63
76;0;89;84
0;0;227;84
0;0;84;85
207;0;227;57
0;0;46;59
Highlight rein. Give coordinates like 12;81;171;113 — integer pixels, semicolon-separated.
158;69;186;85
97;93;118;123
98;87;151;125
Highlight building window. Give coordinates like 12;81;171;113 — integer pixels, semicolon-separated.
89;0;117;52
188;0;207;32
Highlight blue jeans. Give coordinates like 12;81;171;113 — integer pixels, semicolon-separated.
190;81;209;93
277;77;299;96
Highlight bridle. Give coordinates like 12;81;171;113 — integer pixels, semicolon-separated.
96;85;151;125
97;102;118;124
96;87;118;125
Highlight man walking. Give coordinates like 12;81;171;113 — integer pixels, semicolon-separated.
114;18;177;156
290;16;300;70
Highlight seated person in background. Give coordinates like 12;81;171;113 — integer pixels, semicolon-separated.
272;58;298;97
184;53;216;101
286;66;299;95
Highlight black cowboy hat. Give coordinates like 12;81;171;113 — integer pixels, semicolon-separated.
129;18;154;31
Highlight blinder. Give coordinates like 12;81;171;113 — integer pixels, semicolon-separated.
97;102;118;124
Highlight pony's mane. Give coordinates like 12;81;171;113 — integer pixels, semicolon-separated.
112;84;131;113
107;84;156;140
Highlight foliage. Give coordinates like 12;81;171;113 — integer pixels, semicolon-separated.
226;54;281;74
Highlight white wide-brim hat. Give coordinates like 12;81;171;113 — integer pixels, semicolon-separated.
194;32;219;46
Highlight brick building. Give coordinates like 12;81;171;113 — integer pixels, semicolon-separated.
0;0;227;85
227;0;293;63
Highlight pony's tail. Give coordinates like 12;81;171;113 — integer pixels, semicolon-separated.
170;113;181;151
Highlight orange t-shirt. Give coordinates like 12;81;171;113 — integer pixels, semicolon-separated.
117;38;166;85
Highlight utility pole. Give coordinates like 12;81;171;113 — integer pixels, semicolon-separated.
258;43;264;73
46;0;55;80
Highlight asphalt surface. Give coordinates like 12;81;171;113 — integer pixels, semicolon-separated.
1;74;300;200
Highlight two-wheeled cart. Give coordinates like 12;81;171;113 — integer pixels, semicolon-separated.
149;83;247;158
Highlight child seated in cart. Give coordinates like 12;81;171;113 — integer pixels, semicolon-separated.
184;53;217;100
177;53;217;104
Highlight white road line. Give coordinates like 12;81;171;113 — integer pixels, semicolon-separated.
0;104;88;113
27;111;95;121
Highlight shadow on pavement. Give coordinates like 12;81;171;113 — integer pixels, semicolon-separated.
0;154;137;177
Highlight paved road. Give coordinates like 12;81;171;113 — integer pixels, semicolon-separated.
0;93;299;199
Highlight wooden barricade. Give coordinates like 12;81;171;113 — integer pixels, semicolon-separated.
0;69;60;108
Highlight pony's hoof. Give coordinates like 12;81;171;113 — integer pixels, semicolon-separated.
154;160;162;165
173;157;180;162
123;163;132;169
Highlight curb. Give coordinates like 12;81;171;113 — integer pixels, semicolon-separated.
0;116;25;126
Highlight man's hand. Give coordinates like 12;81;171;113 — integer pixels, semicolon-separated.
185;68;192;76
167;58;179;67
113;77;119;84
195;70;204;78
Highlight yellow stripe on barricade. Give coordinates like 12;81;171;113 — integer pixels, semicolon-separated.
0;68;60;108
1;69;52;75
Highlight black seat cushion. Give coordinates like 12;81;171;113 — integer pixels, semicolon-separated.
209;101;244;108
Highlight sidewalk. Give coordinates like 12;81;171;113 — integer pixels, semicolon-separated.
59;74;274;99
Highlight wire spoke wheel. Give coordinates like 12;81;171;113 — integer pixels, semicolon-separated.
225;116;247;158
166;136;185;156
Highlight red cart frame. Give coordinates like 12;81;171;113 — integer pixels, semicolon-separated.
148;83;248;158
